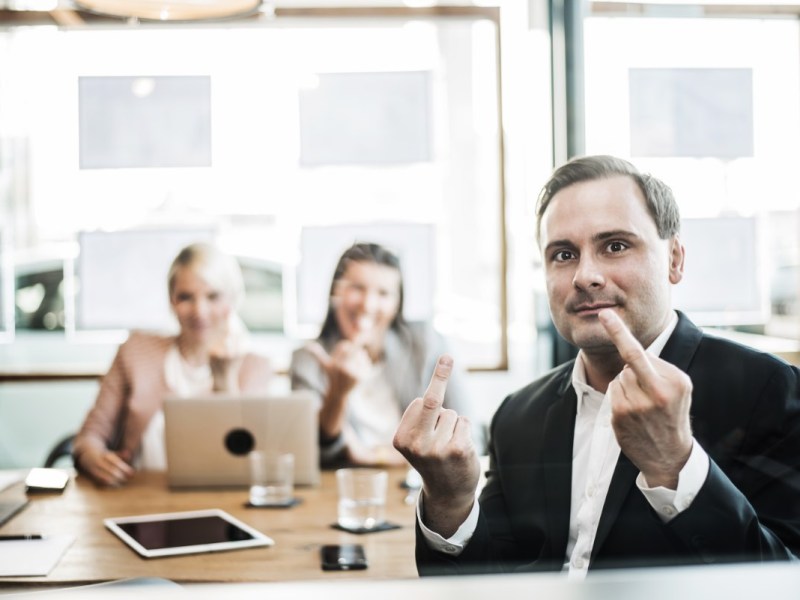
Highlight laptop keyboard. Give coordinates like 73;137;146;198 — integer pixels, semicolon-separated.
0;498;29;527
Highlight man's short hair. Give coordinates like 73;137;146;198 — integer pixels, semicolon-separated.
535;155;681;242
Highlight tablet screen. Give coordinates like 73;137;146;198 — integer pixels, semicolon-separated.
105;509;273;558
118;515;253;549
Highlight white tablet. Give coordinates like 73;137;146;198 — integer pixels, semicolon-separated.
104;509;273;558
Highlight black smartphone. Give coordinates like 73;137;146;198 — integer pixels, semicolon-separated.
320;544;368;571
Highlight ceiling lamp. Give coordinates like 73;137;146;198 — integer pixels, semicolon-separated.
73;0;264;21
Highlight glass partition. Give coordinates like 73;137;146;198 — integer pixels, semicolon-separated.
583;9;800;341
0;7;508;370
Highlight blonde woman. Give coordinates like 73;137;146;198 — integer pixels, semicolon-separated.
73;243;271;486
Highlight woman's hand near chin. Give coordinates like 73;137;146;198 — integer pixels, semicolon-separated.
307;340;371;395
307;340;371;439
207;317;248;392
209;353;244;392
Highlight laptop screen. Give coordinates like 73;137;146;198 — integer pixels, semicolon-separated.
163;391;320;488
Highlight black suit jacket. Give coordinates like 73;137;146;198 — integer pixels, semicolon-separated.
417;312;800;574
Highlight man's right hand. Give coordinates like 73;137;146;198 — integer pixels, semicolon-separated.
393;354;480;538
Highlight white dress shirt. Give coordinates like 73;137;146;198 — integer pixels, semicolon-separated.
419;310;710;579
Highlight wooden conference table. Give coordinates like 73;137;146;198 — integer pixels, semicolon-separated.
0;468;418;586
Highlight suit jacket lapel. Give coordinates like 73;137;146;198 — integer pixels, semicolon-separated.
542;372;578;562
659;310;702;372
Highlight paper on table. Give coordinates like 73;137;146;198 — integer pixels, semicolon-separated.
0;471;24;492
0;534;75;577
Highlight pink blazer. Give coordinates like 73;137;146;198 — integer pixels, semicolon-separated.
73;331;271;468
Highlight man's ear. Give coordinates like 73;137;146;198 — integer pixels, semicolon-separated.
668;235;685;284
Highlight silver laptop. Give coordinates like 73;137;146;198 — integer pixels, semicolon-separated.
164;391;320;488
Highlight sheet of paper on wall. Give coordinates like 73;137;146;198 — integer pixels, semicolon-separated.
0;535;75;577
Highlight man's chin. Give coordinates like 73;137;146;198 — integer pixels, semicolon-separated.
567;329;617;353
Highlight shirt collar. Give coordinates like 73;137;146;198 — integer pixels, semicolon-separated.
572;310;680;413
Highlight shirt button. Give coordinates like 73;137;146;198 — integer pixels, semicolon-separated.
586;485;596;498
662;506;676;517
573;558;585;569
444;545;457;554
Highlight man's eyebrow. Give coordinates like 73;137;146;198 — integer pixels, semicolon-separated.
593;229;640;242
542;239;576;255
543;230;642;255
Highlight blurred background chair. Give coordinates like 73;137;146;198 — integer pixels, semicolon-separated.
44;433;75;468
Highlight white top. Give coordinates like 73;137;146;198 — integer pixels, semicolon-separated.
137;344;214;471
346;360;402;448
419;311;710;579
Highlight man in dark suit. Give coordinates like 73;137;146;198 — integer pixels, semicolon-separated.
393;155;800;577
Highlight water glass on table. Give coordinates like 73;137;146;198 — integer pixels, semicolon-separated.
248;451;294;506
336;468;388;530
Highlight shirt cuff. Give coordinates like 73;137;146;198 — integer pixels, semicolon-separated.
416;494;480;556
637;439;710;522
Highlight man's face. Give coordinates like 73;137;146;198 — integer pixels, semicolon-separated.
540;175;684;353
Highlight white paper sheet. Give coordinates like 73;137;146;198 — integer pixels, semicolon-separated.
0;534;75;577
0;471;24;492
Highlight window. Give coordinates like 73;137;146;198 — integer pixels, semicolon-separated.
0;8;508;369
584;7;800;340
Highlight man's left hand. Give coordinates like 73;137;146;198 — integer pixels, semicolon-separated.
598;309;693;489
